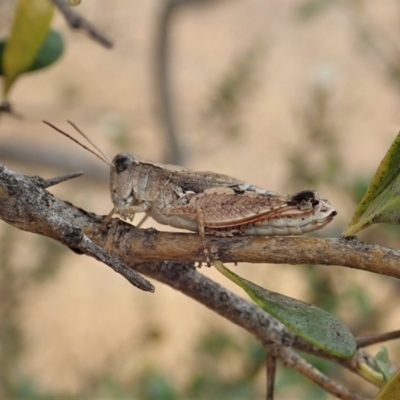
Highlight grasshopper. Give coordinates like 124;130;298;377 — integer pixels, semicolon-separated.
44;121;337;263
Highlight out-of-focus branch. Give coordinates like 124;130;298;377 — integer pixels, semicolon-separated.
155;0;185;164
155;0;216;164
357;330;400;349
0;141;108;182
51;0;113;48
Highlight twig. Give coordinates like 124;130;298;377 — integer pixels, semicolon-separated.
57;221;153;292
51;0;113;48
279;347;370;400
136;260;384;390
39;171;83;188
266;354;276;400
77;234;154;292
357;330;400;348
0;100;23;119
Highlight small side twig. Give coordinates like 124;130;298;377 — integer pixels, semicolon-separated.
0;100;23;120
51;0;113;48
77;234;154;292
279;348;369;400
266;354;277;400
39;171;83;188
357;330;400;349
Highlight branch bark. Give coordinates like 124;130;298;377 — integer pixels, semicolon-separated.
0;164;153;291
0;162;391;399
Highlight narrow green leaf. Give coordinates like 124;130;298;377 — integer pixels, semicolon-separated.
374;368;400;400
213;261;356;359
2;0;54;96
375;347;392;383
343;131;400;236
0;30;64;76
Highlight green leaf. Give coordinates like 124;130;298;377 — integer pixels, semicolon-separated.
374;368;400;400
213;261;356;359
343;131;400;236
375;347;392;383
0;30;64;76
2;0;54;97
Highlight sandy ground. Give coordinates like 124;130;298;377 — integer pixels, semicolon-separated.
2;1;400;398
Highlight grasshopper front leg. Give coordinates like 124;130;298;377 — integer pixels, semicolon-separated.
103;201;151;229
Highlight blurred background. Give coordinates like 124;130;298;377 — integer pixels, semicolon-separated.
1;0;400;399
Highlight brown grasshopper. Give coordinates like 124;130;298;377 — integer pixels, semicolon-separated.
44;121;337;263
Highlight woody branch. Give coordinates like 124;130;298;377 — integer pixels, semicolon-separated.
0;162;391;399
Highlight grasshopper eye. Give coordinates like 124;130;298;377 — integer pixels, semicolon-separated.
113;153;133;173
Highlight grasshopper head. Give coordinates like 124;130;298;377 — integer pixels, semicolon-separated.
110;153;140;207
42;121;144;210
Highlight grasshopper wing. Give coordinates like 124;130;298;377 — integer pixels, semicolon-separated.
189;188;337;235
171;170;278;196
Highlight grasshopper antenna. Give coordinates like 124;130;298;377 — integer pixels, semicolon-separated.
67;120;113;165
43;120;114;167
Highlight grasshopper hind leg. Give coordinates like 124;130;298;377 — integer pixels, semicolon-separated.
196;207;213;267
